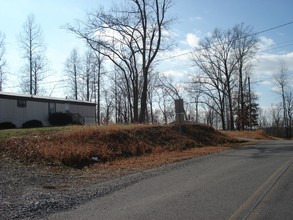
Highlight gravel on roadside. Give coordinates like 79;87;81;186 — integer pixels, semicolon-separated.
1;153;206;220
0;155;119;220
1;143;238;220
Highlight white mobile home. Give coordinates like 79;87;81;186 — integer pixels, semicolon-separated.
0;92;96;127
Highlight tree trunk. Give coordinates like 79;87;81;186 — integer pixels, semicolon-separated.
97;65;101;125
74;64;78;100
139;68;148;123
239;64;245;130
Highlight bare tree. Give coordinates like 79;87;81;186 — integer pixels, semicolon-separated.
159;74;182;100
233;24;258;130
78;48;106;123
65;48;82;100
258;107;269;128
109;68;135;123
191;24;258;130
80;49;100;102
0;32;6;91
188;72;227;130
19;14;47;95
192;28;238;130
235;90;259;130
155;88;174;124
270;103;283;127
81;50;93;101
273;63;290;128
147;71;160;123
202;102;218;127
101;88;114;124
185;77;203;123
67;0;174;123
92;50;105;125
285;89;293;137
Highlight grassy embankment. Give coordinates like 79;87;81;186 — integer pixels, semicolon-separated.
0;124;270;170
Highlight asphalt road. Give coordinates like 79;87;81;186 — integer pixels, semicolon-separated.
47;140;293;220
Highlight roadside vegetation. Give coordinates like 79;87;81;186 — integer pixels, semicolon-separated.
0;124;243;169
0;124;276;173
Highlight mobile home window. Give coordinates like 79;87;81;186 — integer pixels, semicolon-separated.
17;99;26;108
49;103;56;114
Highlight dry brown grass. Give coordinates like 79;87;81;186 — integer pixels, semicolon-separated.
0;124;240;169
222;129;276;140
87;145;235;178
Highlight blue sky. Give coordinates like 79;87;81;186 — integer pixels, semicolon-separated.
0;0;293;108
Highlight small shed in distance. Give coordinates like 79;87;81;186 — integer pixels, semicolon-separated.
0;92;96;127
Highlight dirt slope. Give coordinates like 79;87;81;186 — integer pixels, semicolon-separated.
0;124;238;168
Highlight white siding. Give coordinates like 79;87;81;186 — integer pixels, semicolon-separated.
0;98;49;127
71;104;96;124
0;94;96;127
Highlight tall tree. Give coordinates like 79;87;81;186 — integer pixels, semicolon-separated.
81;49;95;101
65;48;82;100
67;0;173;123
101;88;114;124
185;77;203;123
273;63;290;128
19;14;47;95
92;50;105;125
258;107;269;129
233;23;258;130
270;103;282;127
80;49;105;124
234;91;259;130
191;23;258;130
0;32;6;91
192;28;238;130
285;90;293;137
155;87;174;124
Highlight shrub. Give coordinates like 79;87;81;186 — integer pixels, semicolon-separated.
22;120;43;128
49;112;72;126
0;122;16;130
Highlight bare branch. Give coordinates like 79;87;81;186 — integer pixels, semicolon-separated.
66;0;174;122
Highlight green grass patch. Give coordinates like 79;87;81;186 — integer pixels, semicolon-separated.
0;126;70;140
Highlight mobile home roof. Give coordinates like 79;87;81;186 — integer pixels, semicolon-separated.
0;92;96;106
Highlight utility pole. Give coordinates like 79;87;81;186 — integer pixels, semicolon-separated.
248;76;252;131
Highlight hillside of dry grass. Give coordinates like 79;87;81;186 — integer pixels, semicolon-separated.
0;124;239;168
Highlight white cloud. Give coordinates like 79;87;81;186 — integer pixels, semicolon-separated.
258;36;274;50
185;33;200;48
254;52;293;77
252;51;293;104
272;86;281;92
